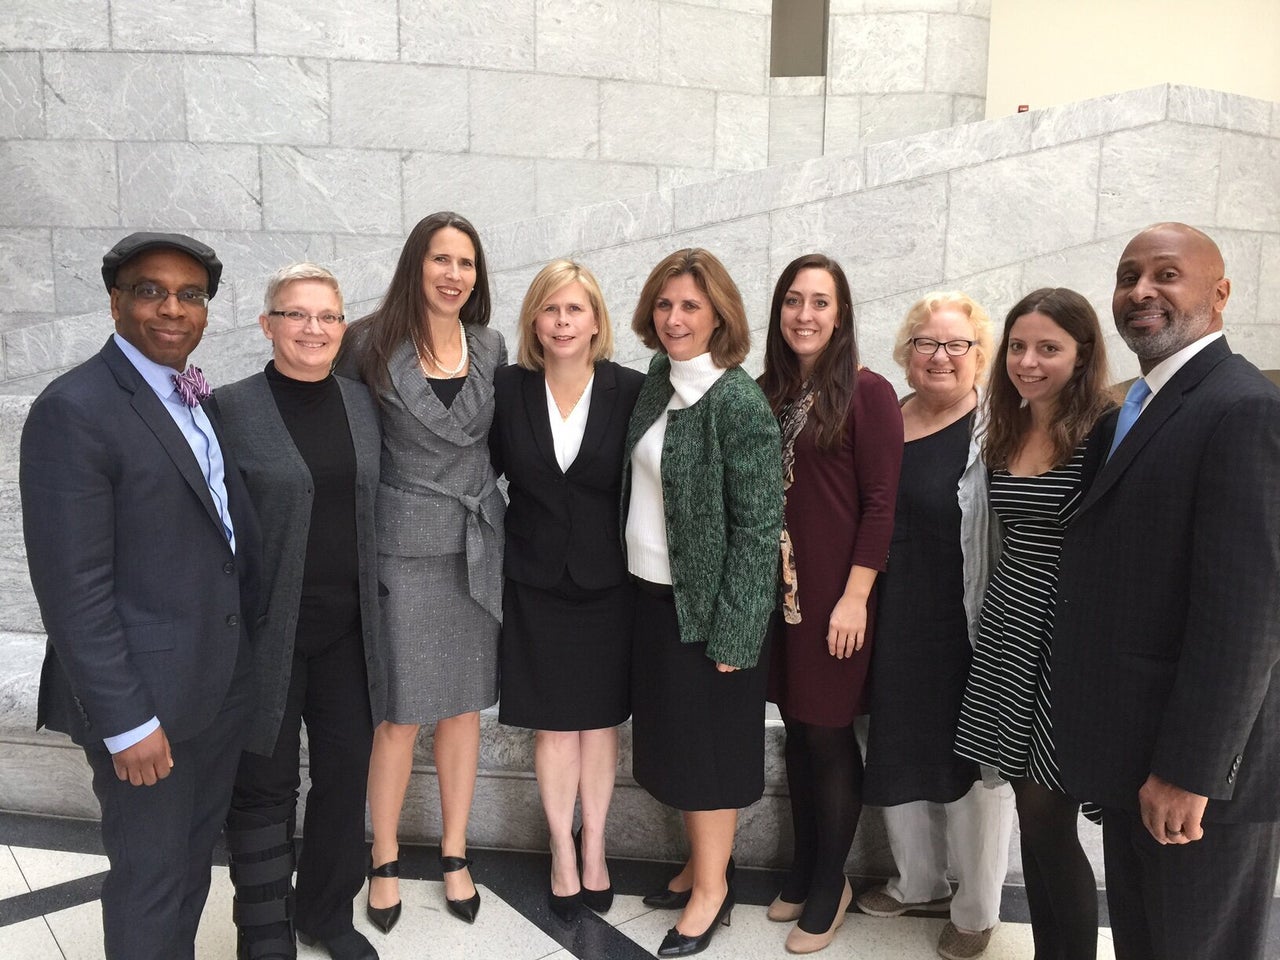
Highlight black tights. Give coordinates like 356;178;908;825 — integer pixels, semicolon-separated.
780;716;863;933
1013;779;1098;960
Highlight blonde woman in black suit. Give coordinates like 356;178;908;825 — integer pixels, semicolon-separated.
490;260;644;923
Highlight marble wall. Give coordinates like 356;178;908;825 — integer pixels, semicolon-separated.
0;0;776;334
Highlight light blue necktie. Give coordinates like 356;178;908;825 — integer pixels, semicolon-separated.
1107;377;1151;460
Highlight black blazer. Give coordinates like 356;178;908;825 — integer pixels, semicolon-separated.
1053;337;1280;822
22;337;263;748
490;360;644;590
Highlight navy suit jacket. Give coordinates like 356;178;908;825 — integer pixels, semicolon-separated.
1054;336;1280;822
22;337;262;749
490;360;644;590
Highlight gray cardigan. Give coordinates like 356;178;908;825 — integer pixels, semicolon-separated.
213;372;386;756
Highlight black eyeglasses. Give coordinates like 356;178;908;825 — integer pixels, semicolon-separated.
909;337;977;357
118;282;210;307
268;310;345;326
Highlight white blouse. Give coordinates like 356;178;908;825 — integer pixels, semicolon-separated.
545;374;594;473
626;353;727;584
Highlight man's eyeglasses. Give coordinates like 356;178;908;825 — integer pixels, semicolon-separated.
909;337;977;357
268;310;345;326
118;282;210;307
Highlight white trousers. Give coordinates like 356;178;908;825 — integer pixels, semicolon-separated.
880;780;1015;932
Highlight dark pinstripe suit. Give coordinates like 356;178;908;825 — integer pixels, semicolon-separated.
1053;336;1280;959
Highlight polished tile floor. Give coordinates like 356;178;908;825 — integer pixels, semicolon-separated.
0;809;1266;960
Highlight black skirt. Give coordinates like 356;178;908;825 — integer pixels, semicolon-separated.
498;574;632;731
630;581;769;811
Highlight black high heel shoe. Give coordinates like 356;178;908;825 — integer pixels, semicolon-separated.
656;885;735;958
440;855;481;923
366;857;401;934
548;888;583;923
642;856;735;910
573;827;614;914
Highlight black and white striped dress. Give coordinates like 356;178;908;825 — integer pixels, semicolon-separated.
954;443;1086;791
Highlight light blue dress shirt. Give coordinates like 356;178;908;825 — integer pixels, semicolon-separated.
104;334;236;754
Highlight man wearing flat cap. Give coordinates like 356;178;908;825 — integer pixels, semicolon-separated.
20;233;262;960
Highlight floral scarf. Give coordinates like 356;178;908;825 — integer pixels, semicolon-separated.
778;381;816;623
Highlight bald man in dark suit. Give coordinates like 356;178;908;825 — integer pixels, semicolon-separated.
1053;223;1280;960
21;233;262;960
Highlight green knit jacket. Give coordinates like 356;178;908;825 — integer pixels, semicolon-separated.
621;353;783;669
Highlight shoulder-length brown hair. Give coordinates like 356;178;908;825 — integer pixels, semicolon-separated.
982;287;1113;470
631;248;749;368
758;253;858;453
343;211;491;395
516;259;614;370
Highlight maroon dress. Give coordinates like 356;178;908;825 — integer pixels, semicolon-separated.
767;369;903;727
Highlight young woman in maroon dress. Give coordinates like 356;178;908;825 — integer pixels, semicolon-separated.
758;253;904;954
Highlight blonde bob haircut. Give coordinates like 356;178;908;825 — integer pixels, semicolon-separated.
892;290;994;387
631;248;750;368
516;259;614;371
262;261;344;315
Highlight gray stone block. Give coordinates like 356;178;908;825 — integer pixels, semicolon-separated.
0;141;118;228
1097;123;1221;238
0;0;109;49
43;53;185;141
946;139;1099;277
118;142;262;231
768;95;826;165
715;93;770;171
953;94;986;124
865;0;957;10
0;53;43;139
331;62;467;152
1209;228;1264;326
185;56;329;145
536;0;660;83
828;13;928;95
601;81;715;168
0;231;54;315
1259;235;1280;324
261;146;401;234
771;175;948;303
1167;84;1274;136
2;312;113;380
860;92;956;146
823;95;862;157
400;0;536;70
659;4;768;95
534;159;658;218
470;71;599;161
403;152;538;232
864;111;1031;188
256;0;398;60
673;154;863;233
1021;236;1130;326
53;227;151;316
924;13;989;97
110;0;255;52
1029;84;1167;150
1217;132;1280;233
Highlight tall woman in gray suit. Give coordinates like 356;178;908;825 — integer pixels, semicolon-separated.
216;263;383;960
490;260;644;922
340;212;506;933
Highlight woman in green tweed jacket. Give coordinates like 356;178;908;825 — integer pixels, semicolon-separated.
621;248;783;958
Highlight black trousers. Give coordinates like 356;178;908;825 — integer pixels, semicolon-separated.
86;642;254;960
1101;806;1280;960
229;625;374;939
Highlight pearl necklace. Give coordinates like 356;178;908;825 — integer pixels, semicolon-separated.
416;320;468;378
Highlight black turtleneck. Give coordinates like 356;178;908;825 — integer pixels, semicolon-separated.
265;362;360;648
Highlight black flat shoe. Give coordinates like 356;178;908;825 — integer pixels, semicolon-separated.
297;927;378;960
573;826;614;914
656;886;734;958
642;856;735;910
440;855;481;923
365;858;401;934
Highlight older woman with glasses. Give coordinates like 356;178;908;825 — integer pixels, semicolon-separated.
859;293;1015;960
215;263;384;960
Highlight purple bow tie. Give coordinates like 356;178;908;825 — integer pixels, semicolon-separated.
172;365;211;407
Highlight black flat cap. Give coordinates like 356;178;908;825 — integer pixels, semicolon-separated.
101;232;223;298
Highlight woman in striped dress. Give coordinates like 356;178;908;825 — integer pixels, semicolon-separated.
954;288;1115;960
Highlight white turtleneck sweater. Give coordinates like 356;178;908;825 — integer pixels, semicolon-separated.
626;352;728;584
